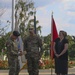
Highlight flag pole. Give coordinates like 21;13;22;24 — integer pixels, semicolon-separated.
34;8;36;34
50;11;59;75
50;12;53;75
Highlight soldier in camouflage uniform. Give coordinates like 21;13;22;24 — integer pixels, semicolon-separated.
6;31;22;75
24;26;44;75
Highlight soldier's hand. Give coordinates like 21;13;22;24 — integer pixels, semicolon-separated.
18;51;22;56
22;51;27;55
38;56;41;60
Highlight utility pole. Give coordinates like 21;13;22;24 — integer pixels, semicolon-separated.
12;0;15;31
15;0;19;31
12;0;24;68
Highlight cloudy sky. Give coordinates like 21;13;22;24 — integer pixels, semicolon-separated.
0;0;75;36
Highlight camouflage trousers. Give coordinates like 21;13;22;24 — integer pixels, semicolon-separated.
8;57;20;75
27;56;39;75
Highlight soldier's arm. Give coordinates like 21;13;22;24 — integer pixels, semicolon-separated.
10;43;19;56
23;38;28;59
11;49;18;56
38;37;44;58
6;39;19;56
24;38;27;52
9;42;19;56
5;41;9;55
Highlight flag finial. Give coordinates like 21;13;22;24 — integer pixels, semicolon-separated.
52;11;53;16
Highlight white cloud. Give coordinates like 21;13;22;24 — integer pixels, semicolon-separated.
36;5;51;36
60;0;75;3
67;11;75;16
33;0;56;8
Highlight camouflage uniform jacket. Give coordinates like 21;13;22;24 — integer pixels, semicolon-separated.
24;35;43;58
6;38;19;59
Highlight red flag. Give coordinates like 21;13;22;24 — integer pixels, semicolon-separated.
50;15;58;59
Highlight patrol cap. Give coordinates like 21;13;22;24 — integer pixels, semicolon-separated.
13;31;20;37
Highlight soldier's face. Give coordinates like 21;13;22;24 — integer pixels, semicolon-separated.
13;35;18;40
29;28;34;34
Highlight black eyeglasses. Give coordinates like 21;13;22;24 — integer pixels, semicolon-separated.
29;28;34;30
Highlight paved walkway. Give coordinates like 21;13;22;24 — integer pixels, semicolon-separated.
0;68;75;75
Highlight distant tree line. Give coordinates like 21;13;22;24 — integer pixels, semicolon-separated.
0;33;75;60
